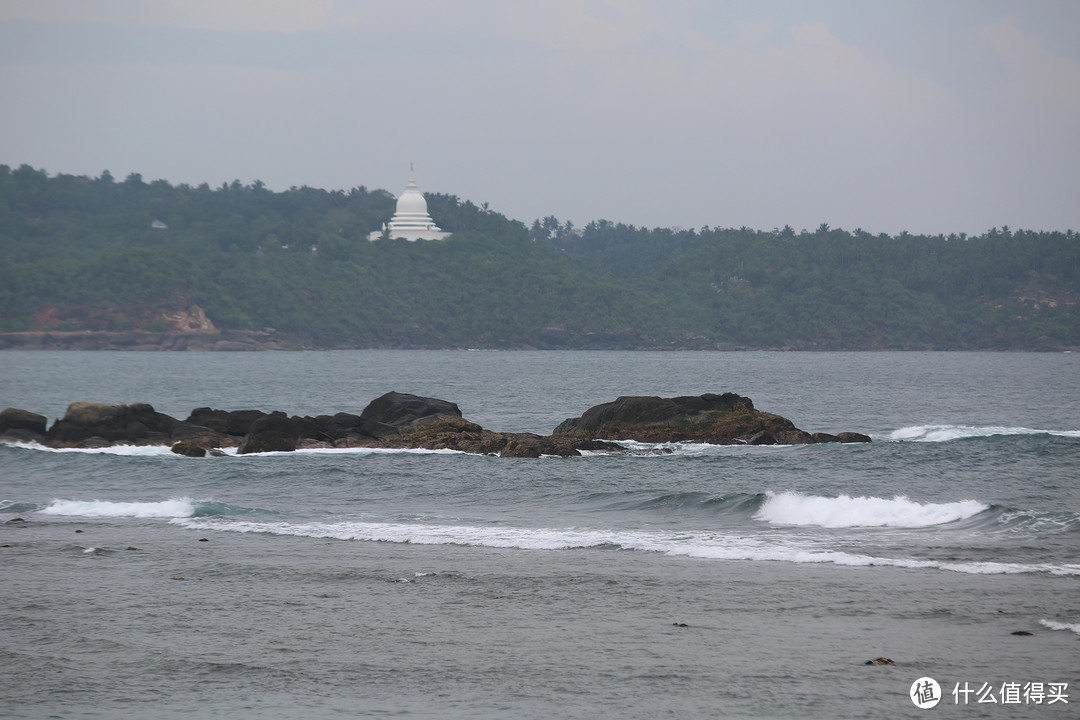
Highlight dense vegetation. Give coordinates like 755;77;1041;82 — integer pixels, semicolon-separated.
2;164;1077;349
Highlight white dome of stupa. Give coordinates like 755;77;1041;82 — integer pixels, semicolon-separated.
369;166;450;242
395;178;429;216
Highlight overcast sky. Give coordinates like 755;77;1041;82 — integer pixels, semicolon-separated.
2;0;1077;236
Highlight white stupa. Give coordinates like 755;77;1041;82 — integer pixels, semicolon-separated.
369;166;450;241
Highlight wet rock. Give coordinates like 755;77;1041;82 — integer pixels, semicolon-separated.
554;393;809;445
553;393;870;445
171;441;207;457
865;657;896;665
45;402;179;447
237;411;302;454
358;391;463;438
0;408;47;436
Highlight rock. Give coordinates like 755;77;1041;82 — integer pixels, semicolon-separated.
45;402;180;447
237;411;302;454
865;657;896;665
553;393;813;445
0;427;46;444
170;421;230;448
1011;630;1034;636
185;407;230;433
297;438;334;449
225;410;268;436
311;412;363;440
171;442;207;457
21;391;868;455
0;408;47;436
358;391;463;438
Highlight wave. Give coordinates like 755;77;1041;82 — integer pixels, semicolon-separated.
0;441;193;456
587;489;1078;536
1039;619;1080;636
35;497;262;518
754;491;988;528
0;442;460;459
889;425;1080;443
171;517;1080;577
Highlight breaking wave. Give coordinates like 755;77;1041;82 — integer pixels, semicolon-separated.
34;497;263;518
890;425;1080;442
754;491;988;528
171;516;1080;577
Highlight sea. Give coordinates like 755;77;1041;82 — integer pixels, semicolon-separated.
1;350;1077;719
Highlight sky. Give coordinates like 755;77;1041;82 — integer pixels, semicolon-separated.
1;0;1078;236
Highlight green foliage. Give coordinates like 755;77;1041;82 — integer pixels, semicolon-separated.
1;164;1077;349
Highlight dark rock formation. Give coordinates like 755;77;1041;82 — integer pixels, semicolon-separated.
45;402;180;447
865;657;896;665
0;408;48;443
169;421;231;449
237;411;303;454
553;393;870;445
553;393;802;444
0;407;48;435
1;391;869;455
358;391;463;438
171;441;207;457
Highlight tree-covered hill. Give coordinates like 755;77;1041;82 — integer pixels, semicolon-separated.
2;164;1077;350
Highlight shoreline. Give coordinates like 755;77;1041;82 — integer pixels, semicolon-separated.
0;330;1075;352
3;515;1078;718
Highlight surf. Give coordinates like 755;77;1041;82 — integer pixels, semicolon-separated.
753;490;988;528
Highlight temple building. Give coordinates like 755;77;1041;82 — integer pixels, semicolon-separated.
369;167;450;241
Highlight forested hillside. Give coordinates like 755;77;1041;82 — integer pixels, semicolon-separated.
2;164;1077;350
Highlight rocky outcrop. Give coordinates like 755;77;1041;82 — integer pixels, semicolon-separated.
553;393;870;445
358;392;464;438
237;412;303;454
44;402;181;447
0;392;869;455
0;408;48;444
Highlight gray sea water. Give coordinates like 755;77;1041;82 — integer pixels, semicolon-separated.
1;350;1078;719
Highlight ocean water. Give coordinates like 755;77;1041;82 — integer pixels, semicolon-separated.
1;350;1078;719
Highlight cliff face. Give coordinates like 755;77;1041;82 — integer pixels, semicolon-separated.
28;303;217;334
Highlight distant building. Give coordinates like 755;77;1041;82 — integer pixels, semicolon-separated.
369;166;450;241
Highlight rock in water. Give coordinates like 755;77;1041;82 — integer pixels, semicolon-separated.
358;391;463;438
45;402;180;447
237;411;302;454
552;393;812;445
0;407;48;435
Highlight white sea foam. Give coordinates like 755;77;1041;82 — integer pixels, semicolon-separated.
39;497;199;518
171;517;1080;576
1039;619;1080;636
754;491;987;528
890;425;1080;442
1;441;182;456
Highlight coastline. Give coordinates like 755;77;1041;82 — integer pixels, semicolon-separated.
0;330;1075;352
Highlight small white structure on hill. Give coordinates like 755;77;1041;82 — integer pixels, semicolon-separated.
369;166;450;241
